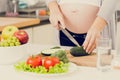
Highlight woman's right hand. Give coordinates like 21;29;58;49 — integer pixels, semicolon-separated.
48;1;66;30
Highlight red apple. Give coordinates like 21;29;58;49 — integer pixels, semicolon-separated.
0;35;1;41
14;30;29;44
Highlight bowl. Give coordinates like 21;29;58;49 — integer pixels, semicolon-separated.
0;44;29;65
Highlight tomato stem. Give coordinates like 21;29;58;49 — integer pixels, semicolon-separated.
31;55;35;58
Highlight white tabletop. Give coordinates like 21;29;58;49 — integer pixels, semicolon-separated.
0;65;120;80
0;44;120;80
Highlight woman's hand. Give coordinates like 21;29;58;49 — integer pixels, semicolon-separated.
83;16;107;54
48;1;66;30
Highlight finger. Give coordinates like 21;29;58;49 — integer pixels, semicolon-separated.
59;16;66;29
87;33;101;53
57;23;61;30
49;17;55;26
88;35;100;54
86;35;96;53
88;42;96;54
49;17;59;30
82;34;91;50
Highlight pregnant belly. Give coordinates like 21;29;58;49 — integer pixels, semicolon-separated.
59;3;99;34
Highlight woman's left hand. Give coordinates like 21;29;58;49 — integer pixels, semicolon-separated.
83;26;101;54
83;16;107;54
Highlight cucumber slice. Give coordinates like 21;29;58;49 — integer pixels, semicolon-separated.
41;49;64;56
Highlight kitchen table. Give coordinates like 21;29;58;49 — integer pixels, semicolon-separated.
0;44;120;80
1;65;120;80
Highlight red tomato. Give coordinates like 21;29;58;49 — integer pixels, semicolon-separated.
51;57;60;65
43;57;60;69
26;55;42;68
43;57;54;69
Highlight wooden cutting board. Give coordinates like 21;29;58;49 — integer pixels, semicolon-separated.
66;51;120;70
0;17;40;32
66;51;97;67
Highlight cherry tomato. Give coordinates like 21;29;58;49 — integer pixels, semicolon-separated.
26;55;42;68
51;57;60;65
43;57;60;69
43;57;54;69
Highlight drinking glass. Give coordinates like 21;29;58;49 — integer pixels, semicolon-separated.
96;38;113;72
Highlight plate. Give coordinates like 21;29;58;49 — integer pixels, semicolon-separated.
17;62;78;77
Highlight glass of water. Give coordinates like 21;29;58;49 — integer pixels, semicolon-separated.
96;38;113;72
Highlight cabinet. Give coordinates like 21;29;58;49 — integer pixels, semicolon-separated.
20;24;59;45
33;24;58;45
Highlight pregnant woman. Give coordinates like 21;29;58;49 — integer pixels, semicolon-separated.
46;0;119;53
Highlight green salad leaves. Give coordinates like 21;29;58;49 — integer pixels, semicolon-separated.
14;61;69;74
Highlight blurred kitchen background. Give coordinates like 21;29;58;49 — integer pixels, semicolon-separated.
0;0;120;50
0;0;49;20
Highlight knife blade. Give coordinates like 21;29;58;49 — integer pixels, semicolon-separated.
60;28;81;47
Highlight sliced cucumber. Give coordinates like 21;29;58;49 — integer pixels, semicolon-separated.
51;46;61;49
41;49;64;56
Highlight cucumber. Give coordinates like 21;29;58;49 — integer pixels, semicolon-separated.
41;48;64;56
51;46;61;49
70;47;89;57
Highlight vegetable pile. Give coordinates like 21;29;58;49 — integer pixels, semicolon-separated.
14;50;69;74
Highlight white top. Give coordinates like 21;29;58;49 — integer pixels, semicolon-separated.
46;0;119;22
58;0;101;7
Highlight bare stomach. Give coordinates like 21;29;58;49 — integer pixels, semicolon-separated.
59;3;99;34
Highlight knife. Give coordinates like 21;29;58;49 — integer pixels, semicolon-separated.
59;24;81;47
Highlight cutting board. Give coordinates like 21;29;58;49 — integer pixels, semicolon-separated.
66;50;120;70
0;17;40;32
66;51;97;67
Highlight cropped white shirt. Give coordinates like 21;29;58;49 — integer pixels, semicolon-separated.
46;0;101;6
46;0;119;22
57;0;101;7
